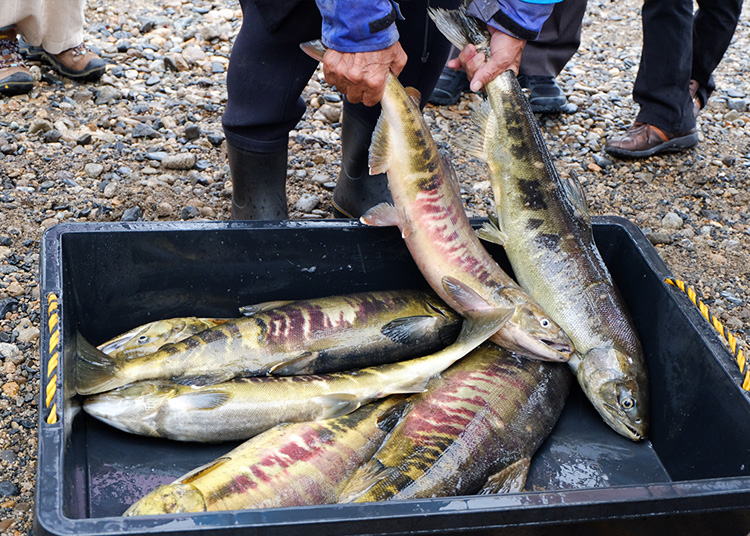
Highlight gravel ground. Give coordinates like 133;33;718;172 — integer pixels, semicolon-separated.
1;0;749;533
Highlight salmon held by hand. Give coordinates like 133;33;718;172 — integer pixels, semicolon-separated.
300;41;573;364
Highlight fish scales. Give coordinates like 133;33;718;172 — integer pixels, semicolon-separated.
124;397;407;515
76;290;463;395
356;68;573;363
83;309;511;442
426;6;648;440
339;344;571;502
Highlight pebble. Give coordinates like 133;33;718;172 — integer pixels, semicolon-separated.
84;163;105;179
661;212;683;230
295;193;321;213
0;343;22;363
162;153;196;170
94;86;121;104
121;207;142;221
0;481;19;497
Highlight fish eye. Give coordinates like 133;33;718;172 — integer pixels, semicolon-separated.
540;317;551;328
138;335;149;343
620;397;635;410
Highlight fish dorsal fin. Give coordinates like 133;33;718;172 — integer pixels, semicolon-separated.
174;390;231;411
381;316;439;345
173;371;236;387
442;276;495;314
238;300;294;316
267;351;318;375
478;458;531;494
404;86;422;107
360;202;400;228
458;99;495;162
180;457;231;484
561;170;591;224
369;113;390;175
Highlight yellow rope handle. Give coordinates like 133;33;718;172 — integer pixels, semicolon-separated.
665;278;749;391
45;293;60;424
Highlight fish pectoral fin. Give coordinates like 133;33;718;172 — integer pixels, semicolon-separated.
267;351;319;375
313;393;363;419
376;398;411;432
238;300;294;316
75;331;124;395
381;316;440;345
475;221;507;247
562;170;591;225
339;459;396;503
361;202;400;228
175;390;231;410
442;276;495;314
179;457;231;484
458;99;495;161
369;113;390;175
478;458;531;495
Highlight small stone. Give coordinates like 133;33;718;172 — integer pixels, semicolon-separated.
295;193;321;213
94;86;121;105
593;154;613;168
156;202;174;217
103;181;119;198
722;155;737;167
0;518;13;532
724;110;741;122
4;281;23;297
726;98;748;112
182;45;207;64
132;123;161;139
16;323;40;344
145;74;161;86
309;173;329;185
661;212;683;230
0;481;19;497
0;343;22;363
645;230;671;245
181;206;199;220
77;133;93;145
42;129;62;143
121;207;142;222
29;118;53;134
84;163;105;179
144;151;168;162
184;124;201;140
207;133;224;146
162;153;196;170
587;162;602;173
1;382;19;397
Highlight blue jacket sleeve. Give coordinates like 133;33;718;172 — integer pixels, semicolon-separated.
467;0;559;41
315;0;401;53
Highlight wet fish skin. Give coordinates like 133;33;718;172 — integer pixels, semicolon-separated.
76;289;463;395
83;307;511;442
345;58;572;363
98;317;230;360
428;7;649;441
339;344;572;502
123;397;407;516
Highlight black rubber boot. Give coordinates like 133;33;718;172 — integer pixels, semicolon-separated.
227;143;288;220
332;111;393;219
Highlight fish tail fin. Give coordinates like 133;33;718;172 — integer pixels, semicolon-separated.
427;6;485;52
76;331;126;395
300;39;326;62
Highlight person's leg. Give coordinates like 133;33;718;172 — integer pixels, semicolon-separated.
333;0;461;217
517;0;587;113
605;0;698;158
222;0;320;219
690;0;743;108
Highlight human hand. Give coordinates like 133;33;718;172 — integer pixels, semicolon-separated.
322;42;407;106
447;26;525;92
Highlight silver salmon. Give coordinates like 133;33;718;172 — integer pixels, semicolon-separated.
300;40;573;364
76;289;463;395
123;396;408;515
82;308;511;442
428;7;649;441
339;344;572;502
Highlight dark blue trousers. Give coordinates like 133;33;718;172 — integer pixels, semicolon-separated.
223;0;462;153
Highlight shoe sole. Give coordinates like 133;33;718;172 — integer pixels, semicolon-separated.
1;73;34;96
21;42;104;81
605;132;699;159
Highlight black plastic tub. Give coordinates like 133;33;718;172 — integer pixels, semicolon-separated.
35;216;750;536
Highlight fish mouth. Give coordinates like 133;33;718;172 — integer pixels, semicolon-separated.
601;403;647;441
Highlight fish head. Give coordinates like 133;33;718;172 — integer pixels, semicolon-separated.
99;319;189;359
576;347;649;441
491;289;574;362
82;381;178;436
124;483;206;516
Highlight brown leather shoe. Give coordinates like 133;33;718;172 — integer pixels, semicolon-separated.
604;122;699;159
0;27;34;96
25;41;106;81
